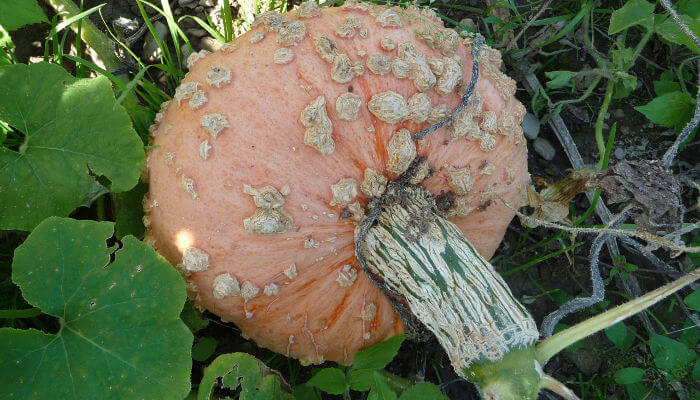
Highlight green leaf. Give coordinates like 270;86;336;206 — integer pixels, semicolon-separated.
351;334;408;370
192;337;218;362
693;359;700;380
115;181;148;239
198;353;293;400
293;384;322;400
306;367;347;395
626;382;652;400
0;0;47;31
653;80;681;96
682;0;700;18
0;62;145;231
368;371;397;400
544;70;577;89
348;368;374;391
180;299;210;333
614;367;645;384
0;25;13;66
611;46;635;67
399;382;448;400
605;322;636;351
634;91;694;127
681;319;700;348
656;14;700;53
650;334;697;373
684;288;700;311
609;0;655;34
0;217;192;400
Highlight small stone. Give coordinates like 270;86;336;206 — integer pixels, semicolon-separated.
521;113;540;140
180;44;193;70
458;18;477;31
533;137;556;161
187;28;207;38
199;36;223;53
142;21;169;64
564;348;601;376
614;147;625;160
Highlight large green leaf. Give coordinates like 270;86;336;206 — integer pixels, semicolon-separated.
198;353;293;400
0;63;145;231
0;217;192;400
608;0;655;34
0;0;47;31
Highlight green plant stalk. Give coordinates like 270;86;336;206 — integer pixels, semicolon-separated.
535;267;700;364
591;22;653;166
594;80;615;167
44;0;122;72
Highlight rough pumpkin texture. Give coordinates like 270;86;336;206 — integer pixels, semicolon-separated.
145;1;528;366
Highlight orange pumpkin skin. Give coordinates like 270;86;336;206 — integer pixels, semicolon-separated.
145;1;528;365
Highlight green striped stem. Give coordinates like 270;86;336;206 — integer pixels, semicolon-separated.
358;185;541;398
357;185;699;399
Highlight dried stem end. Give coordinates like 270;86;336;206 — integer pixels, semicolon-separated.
464;347;541;400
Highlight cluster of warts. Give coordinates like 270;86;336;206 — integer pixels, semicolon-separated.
210;261;300;315
243;184;294;235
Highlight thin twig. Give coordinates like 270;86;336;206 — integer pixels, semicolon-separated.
505;0;554;51
499;196;700;254
659;1;700;166
663;60;700;167
541;208;631;337
518;64;656;333
660;0;700;48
